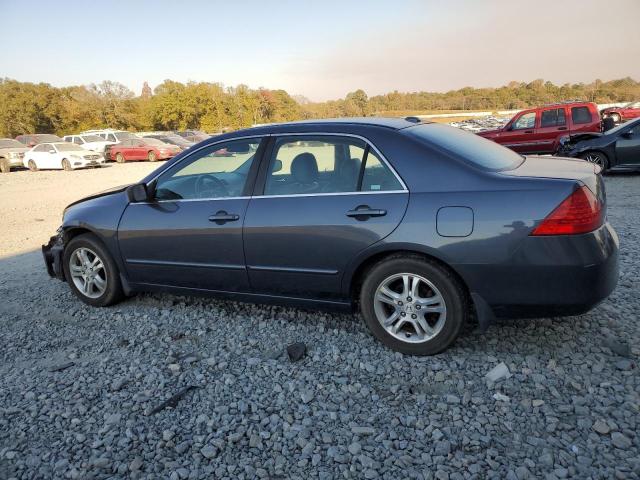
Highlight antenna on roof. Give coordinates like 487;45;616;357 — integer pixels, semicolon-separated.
405;116;421;123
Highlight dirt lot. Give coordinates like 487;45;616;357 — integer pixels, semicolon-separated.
0;163;162;258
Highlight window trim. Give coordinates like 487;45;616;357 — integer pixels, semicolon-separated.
143;132;407;203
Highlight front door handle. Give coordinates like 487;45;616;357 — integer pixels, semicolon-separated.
346;205;387;220
209;211;240;224
524;130;534;134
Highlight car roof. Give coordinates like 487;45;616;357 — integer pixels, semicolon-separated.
248;117;423;132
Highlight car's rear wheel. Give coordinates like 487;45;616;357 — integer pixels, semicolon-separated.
359;256;466;355
147;150;157;162
63;234;124;307
28;159;38;172
579;151;609;171
62;158;72;171
115;152;125;163
0;158;10;173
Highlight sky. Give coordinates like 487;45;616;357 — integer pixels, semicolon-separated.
1;0;639;101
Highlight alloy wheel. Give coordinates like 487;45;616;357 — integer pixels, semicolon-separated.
68;247;107;299
373;273;447;343
584;153;605;168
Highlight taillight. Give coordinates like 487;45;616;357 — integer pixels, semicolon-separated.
531;186;604;236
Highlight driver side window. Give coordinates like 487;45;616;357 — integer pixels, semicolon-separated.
154;138;262;201
512;112;536;130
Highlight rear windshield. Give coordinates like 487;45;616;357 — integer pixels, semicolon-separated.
405;123;524;171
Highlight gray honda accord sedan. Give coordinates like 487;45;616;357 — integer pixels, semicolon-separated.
42;118;619;355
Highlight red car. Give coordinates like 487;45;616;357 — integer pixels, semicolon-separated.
477;102;601;154
109;138;181;162
601;101;640;123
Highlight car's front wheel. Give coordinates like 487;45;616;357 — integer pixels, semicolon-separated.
147;150;157;162
579;151;609;171
0;158;11;173
360;255;466;355
63;234;124;307
62;158;72;171
115;153;125;163
27;159;38;172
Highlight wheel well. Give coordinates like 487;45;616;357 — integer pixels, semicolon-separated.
349;250;472;306
579;149;609;162
63;227;93;244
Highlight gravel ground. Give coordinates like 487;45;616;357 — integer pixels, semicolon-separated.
0;171;638;480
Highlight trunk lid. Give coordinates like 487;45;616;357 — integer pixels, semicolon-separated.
500;155;603;201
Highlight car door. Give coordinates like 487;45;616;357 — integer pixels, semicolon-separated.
30;144;47;167
615;124;640;166
117;137;265;291
243;134;409;301
498;111;539;153
42;144;59;168
535;107;567;153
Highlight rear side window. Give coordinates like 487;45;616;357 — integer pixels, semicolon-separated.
540;108;566;127
406;123;524;171
571;106;593;124
263;136;402;196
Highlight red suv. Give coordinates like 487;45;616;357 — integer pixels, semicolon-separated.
477;102;601;154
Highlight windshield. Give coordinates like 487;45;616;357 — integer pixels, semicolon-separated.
405;123;524;171
606;117;640;136
55;143;86;152
142;138;168;146
114;132;136;141
0;139;24;148
36;134;62;142
81;135;103;142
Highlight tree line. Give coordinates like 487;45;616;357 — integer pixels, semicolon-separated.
1;77;638;137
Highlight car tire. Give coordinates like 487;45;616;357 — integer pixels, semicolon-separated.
27;159;38;172
579;151;609;171
147;150;157;162
359;255;467;355
115;153;125;163
0;158;10;173
610;113;621;124
62;158;72;171
63;233;124;307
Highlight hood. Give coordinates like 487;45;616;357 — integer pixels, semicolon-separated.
64;184;131;212
0;146;29;155
476;128;503;137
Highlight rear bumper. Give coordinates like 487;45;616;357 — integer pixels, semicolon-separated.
458;222;619;319
42;234;65;280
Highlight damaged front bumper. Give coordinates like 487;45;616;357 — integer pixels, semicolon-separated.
42;230;65;280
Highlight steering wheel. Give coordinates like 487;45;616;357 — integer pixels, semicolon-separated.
195;174;229;198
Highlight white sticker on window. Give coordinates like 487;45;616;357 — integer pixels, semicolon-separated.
370;185;381;190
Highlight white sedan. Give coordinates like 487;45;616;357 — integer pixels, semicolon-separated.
23;142;105;171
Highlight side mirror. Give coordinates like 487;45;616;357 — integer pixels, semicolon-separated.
49;149;56;154
126;183;149;203
272;159;282;173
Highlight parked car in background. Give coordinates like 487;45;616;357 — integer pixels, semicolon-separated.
81;130;138;144
0;138;30;173
16;134;63;147
175;130;210;143
142;133;194;150
62;134;116;155
23;142;104;171
477;102;601;154
42;118;618;355
601;101;640;124
557;117;640;171
108;138;181;162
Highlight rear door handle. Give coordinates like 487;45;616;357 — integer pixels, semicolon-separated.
208;211;239;224
346;206;387;220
